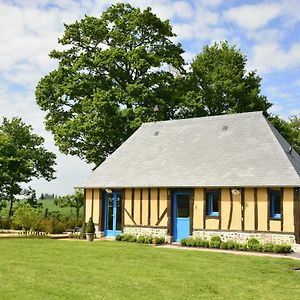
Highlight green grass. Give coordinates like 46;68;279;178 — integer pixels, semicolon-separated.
0;240;299;299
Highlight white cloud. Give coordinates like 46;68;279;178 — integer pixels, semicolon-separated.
248;41;300;73
224;3;281;31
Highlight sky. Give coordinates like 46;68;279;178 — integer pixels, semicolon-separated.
0;0;300;197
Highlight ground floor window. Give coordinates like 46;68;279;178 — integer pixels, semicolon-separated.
206;191;219;216
270;190;282;219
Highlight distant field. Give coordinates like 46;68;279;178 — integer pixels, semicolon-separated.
0;199;83;219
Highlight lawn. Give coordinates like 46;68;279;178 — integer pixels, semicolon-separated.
0;240;299;299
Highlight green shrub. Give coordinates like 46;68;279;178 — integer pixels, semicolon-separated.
220;242;228;249
115;234;122;241
137;235;146;243
247;238;261;251
210;235;221;242
145;236;153;244
86;217;95;234
227;240;238;249
273;244;292;253
153;237;165;245
0;217;12;229
12;204;42;231
247;237;260;245
210;236;221;248
254;244;264;252
80;223;86;239
180;238;188;246
263;243;274;252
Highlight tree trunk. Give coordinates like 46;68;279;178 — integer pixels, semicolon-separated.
8;196;14;217
76;207;79;220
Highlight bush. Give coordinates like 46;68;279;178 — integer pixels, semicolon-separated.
137;235;146;243
180;238;188;246
124;234;136;242
115;234;122;241
12;204;42;231
263;243;274;252
247;238;261;251
227;240;238;249
145;236;153;244
273;244;292;253
86;217;95;234
220;242;228;249
80;223;86;239
210;235;221;248
0;217;12;229
153;237;165;245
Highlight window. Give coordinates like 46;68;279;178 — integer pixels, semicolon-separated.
206;191;219;217
270;190;282;219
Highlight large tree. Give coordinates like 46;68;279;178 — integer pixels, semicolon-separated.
0;118;56;216
177;41;272;118
36;3;185;167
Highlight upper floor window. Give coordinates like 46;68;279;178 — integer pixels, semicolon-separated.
206;191;219;217
270;190;282;219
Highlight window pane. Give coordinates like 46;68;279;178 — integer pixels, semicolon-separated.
176;194;190;217
270;191;281;218
206;191;219;216
116;194;122;230
107;194;114;230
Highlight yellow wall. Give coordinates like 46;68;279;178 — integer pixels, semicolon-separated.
85;189;93;222
159;188;168;226
85;187;296;234
244;188;255;231
124;189;134;225
142;188;149;225
193;188;204;229
134;188;141;225
257;188;268;231
92;189;100;224
221;188;230;229
283;188;294;232
150;188;158;226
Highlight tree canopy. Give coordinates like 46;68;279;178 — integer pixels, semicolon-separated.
36;3;185;167
36;3;299;166
0;117;56;216
178;42;272;118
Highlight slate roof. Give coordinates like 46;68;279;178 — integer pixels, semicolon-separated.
81;111;300;188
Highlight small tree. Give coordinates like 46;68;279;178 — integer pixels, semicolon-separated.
0;117;56;216
13;204;42;231
86;217;95;234
54;190;84;220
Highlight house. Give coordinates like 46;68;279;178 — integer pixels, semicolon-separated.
80;111;300;244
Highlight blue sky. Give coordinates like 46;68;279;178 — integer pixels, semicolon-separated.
0;0;299;196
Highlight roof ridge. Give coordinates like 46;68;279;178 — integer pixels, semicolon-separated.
142;111;263;127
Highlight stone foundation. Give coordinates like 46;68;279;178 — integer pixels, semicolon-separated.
193;230;296;245
124;226;167;237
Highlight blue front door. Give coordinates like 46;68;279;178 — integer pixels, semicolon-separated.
104;192;122;237
173;192;190;242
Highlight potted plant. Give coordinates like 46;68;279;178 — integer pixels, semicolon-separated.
86;217;95;242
